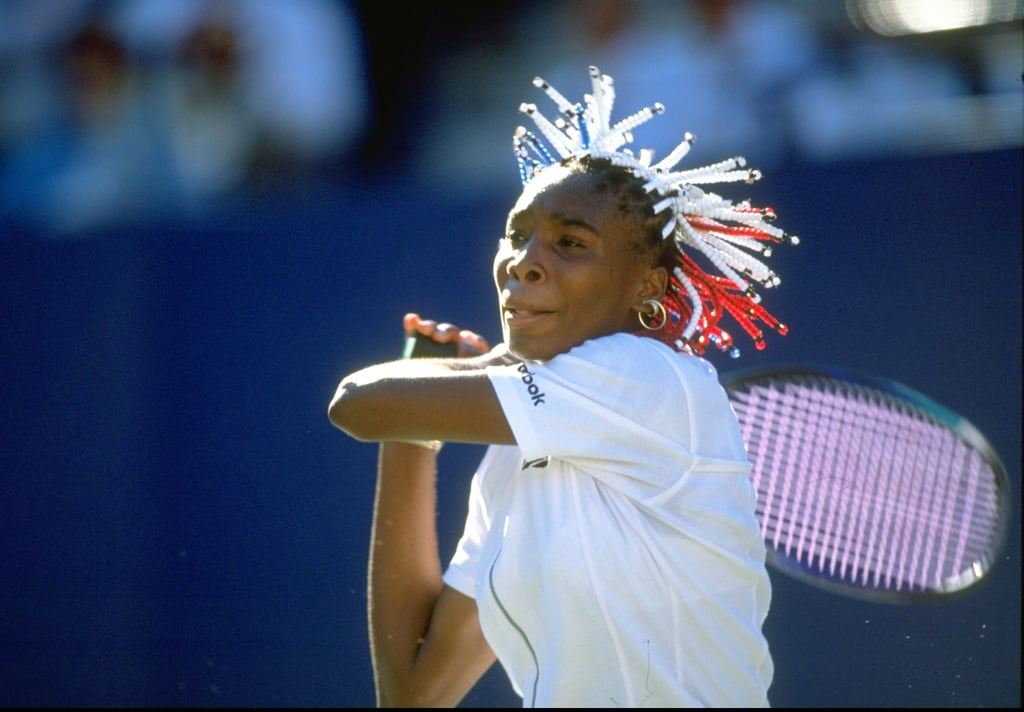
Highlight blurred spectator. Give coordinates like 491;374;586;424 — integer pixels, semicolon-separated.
159;5;258;206
192;0;369;174
0;0;90;169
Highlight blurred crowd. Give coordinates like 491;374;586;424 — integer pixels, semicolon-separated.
0;0;369;235
408;0;1019;195
1;0;1019;236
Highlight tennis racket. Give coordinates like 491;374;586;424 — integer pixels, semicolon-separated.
722;364;1011;603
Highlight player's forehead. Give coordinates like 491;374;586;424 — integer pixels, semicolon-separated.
508;165;617;224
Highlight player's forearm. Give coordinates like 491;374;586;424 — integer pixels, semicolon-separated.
367;441;445;706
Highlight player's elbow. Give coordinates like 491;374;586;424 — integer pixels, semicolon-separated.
327;380;375;440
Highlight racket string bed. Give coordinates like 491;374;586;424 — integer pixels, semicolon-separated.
729;369;1008;601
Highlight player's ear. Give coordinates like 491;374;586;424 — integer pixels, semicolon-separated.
634;264;668;309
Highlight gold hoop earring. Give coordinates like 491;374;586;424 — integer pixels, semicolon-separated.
638;298;667;331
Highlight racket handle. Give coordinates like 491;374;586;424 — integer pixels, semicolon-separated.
402;332;458;359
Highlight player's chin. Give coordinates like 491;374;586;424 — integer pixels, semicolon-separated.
505;334;563;363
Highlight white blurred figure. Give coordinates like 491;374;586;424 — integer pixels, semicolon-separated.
232;0;369;167
784;22;974;161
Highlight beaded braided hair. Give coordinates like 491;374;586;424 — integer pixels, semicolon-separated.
513;66;798;358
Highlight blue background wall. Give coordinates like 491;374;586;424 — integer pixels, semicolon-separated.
1;146;1020;706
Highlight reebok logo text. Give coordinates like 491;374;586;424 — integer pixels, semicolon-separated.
516;363;546;406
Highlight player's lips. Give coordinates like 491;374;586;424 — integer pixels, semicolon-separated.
503;303;553;326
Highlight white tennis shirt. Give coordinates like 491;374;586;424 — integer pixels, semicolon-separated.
442;332;773;707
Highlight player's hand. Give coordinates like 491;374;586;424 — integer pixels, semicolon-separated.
403;312;490;357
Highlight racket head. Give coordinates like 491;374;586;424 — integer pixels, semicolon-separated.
722;364;1012;604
